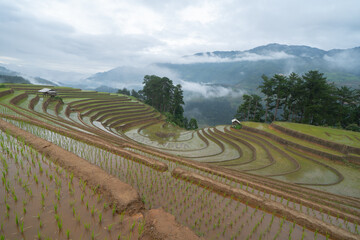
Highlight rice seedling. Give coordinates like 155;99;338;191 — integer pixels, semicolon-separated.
130;220;136;232
84;223;90;230
98;212;102;223
20;221;24;234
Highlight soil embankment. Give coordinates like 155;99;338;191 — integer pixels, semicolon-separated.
140;209;202;240
241;125;347;163
172;168;359;240
271;123;360;155
0;118;143;214
0;119;201;239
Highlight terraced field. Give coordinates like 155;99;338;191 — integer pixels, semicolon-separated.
0;84;359;240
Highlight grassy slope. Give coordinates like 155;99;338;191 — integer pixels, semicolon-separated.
274;122;360;148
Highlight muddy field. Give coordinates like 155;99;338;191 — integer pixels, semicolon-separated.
0;85;359;240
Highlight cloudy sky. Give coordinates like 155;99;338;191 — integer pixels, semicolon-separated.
0;0;359;76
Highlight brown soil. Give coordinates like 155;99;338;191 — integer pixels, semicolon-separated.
0;89;14;97
9;92;28;105
122;137;360;217
0;119;202;240
172;168;359;240
2;89;359;238
0;118;143;215
0;114;168;172
140;208;203;240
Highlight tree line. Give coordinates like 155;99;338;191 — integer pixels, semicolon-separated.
118;75;198;130
235;70;360;131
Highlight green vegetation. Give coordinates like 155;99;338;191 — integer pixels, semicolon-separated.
142;75;198;129
0;75;31;84
275;121;360;147
0;83;359;240
236;70;360;131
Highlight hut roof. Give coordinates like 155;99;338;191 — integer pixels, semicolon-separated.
232;119;241;125
38;88;54;93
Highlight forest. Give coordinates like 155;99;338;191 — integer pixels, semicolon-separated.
235;70;360;131
119;75;198;130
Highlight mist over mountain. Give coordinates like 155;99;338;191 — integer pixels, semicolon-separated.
0;65;58;86
161;43;360;92
2;43;360;126
82;43;360;126
0;66;18;76
85;43;360;92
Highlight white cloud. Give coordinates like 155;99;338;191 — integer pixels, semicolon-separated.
0;56;21;64
179;80;246;98
0;0;359;78
179;2;220;24
169;51;295;64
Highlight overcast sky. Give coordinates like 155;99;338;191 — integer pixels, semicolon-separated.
0;0;359;75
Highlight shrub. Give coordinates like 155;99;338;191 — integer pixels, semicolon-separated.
232;124;242;130
345;124;360;132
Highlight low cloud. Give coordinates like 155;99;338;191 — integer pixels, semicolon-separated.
179;80;246;99
170;51;295;64
323;49;360;71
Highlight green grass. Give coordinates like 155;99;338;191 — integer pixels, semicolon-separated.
242;122;345;155
274;122;360;148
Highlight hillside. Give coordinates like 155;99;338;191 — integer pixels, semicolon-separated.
82;43;360;127
162;44;360;91
0;84;359;239
84;43;360;92
0;66;58;86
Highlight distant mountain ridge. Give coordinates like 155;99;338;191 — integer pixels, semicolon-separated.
84;43;360;92
193;43;360;60
0;66;19;76
82;43;360;127
0;66;58;86
160;43;360;91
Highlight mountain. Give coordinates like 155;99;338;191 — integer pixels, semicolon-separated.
84;43;360;126
194;43;327;59
0;66;19;76
94;85;118;93
85;66;148;90
85;43;360;92
0;65;58;86
33;77;58;86
161;43;360;91
0;75;31;84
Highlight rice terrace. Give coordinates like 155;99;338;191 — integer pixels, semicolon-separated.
0;83;359;240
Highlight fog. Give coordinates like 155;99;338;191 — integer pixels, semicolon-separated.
175;51;295;64
179;80;245;99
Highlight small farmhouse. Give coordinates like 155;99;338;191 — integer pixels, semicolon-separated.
232;118;241;125
38;88;57;97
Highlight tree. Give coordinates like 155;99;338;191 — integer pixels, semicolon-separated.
236;94;252;120
171;84;184;117
258;75;274;122
335;86;357;127
118;88;130;96
235;94;264;121
271;74;288;121
287;73;305;122
302;70;334;125
142;75;197;129
245;70;360;131
188;118;198;130
131;89;140;99
250;94;264;121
